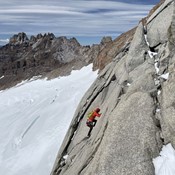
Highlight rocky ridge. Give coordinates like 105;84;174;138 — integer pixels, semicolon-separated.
0;30;135;90
51;0;175;175
0;33;86;89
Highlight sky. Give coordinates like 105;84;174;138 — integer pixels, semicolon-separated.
0;0;160;45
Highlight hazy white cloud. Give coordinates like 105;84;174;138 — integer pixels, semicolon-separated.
0;0;158;44
0;39;9;42
0;39;9;45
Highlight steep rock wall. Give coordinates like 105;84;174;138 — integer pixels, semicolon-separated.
52;0;175;174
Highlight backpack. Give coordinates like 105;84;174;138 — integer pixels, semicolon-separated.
87;111;93;119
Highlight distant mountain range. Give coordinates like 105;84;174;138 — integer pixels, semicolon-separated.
0;30;134;90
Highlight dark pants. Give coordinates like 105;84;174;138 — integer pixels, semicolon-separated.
86;119;97;137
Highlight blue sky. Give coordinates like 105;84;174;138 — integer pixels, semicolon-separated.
0;0;160;45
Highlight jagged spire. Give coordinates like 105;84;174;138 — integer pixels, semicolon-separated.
9;32;29;44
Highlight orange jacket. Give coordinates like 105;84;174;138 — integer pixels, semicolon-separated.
88;111;101;122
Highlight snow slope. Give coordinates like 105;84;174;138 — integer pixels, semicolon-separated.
0;64;97;175
153;143;175;175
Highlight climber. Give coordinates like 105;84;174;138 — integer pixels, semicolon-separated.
86;108;101;137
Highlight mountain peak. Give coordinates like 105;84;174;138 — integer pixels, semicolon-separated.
100;36;112;45
9;32;29;45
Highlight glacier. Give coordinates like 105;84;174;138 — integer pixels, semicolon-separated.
0;64;97;175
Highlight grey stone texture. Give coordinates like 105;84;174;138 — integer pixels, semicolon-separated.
147;0;174;47
126;23;149;72
51;0;175;175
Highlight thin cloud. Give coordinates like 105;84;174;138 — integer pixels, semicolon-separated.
0;39;9;42
0;0;156;40
0;39;9;45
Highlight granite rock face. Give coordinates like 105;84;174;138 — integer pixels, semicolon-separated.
51;0;175;175
147;0;174;47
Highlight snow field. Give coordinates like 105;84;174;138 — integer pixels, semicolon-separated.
0;64;97;175
153;143;175;175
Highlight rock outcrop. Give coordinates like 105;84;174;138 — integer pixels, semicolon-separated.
51;0;175;175
93;28;136;71
0;33;88;89
9;32;29;44
0;31;135;90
